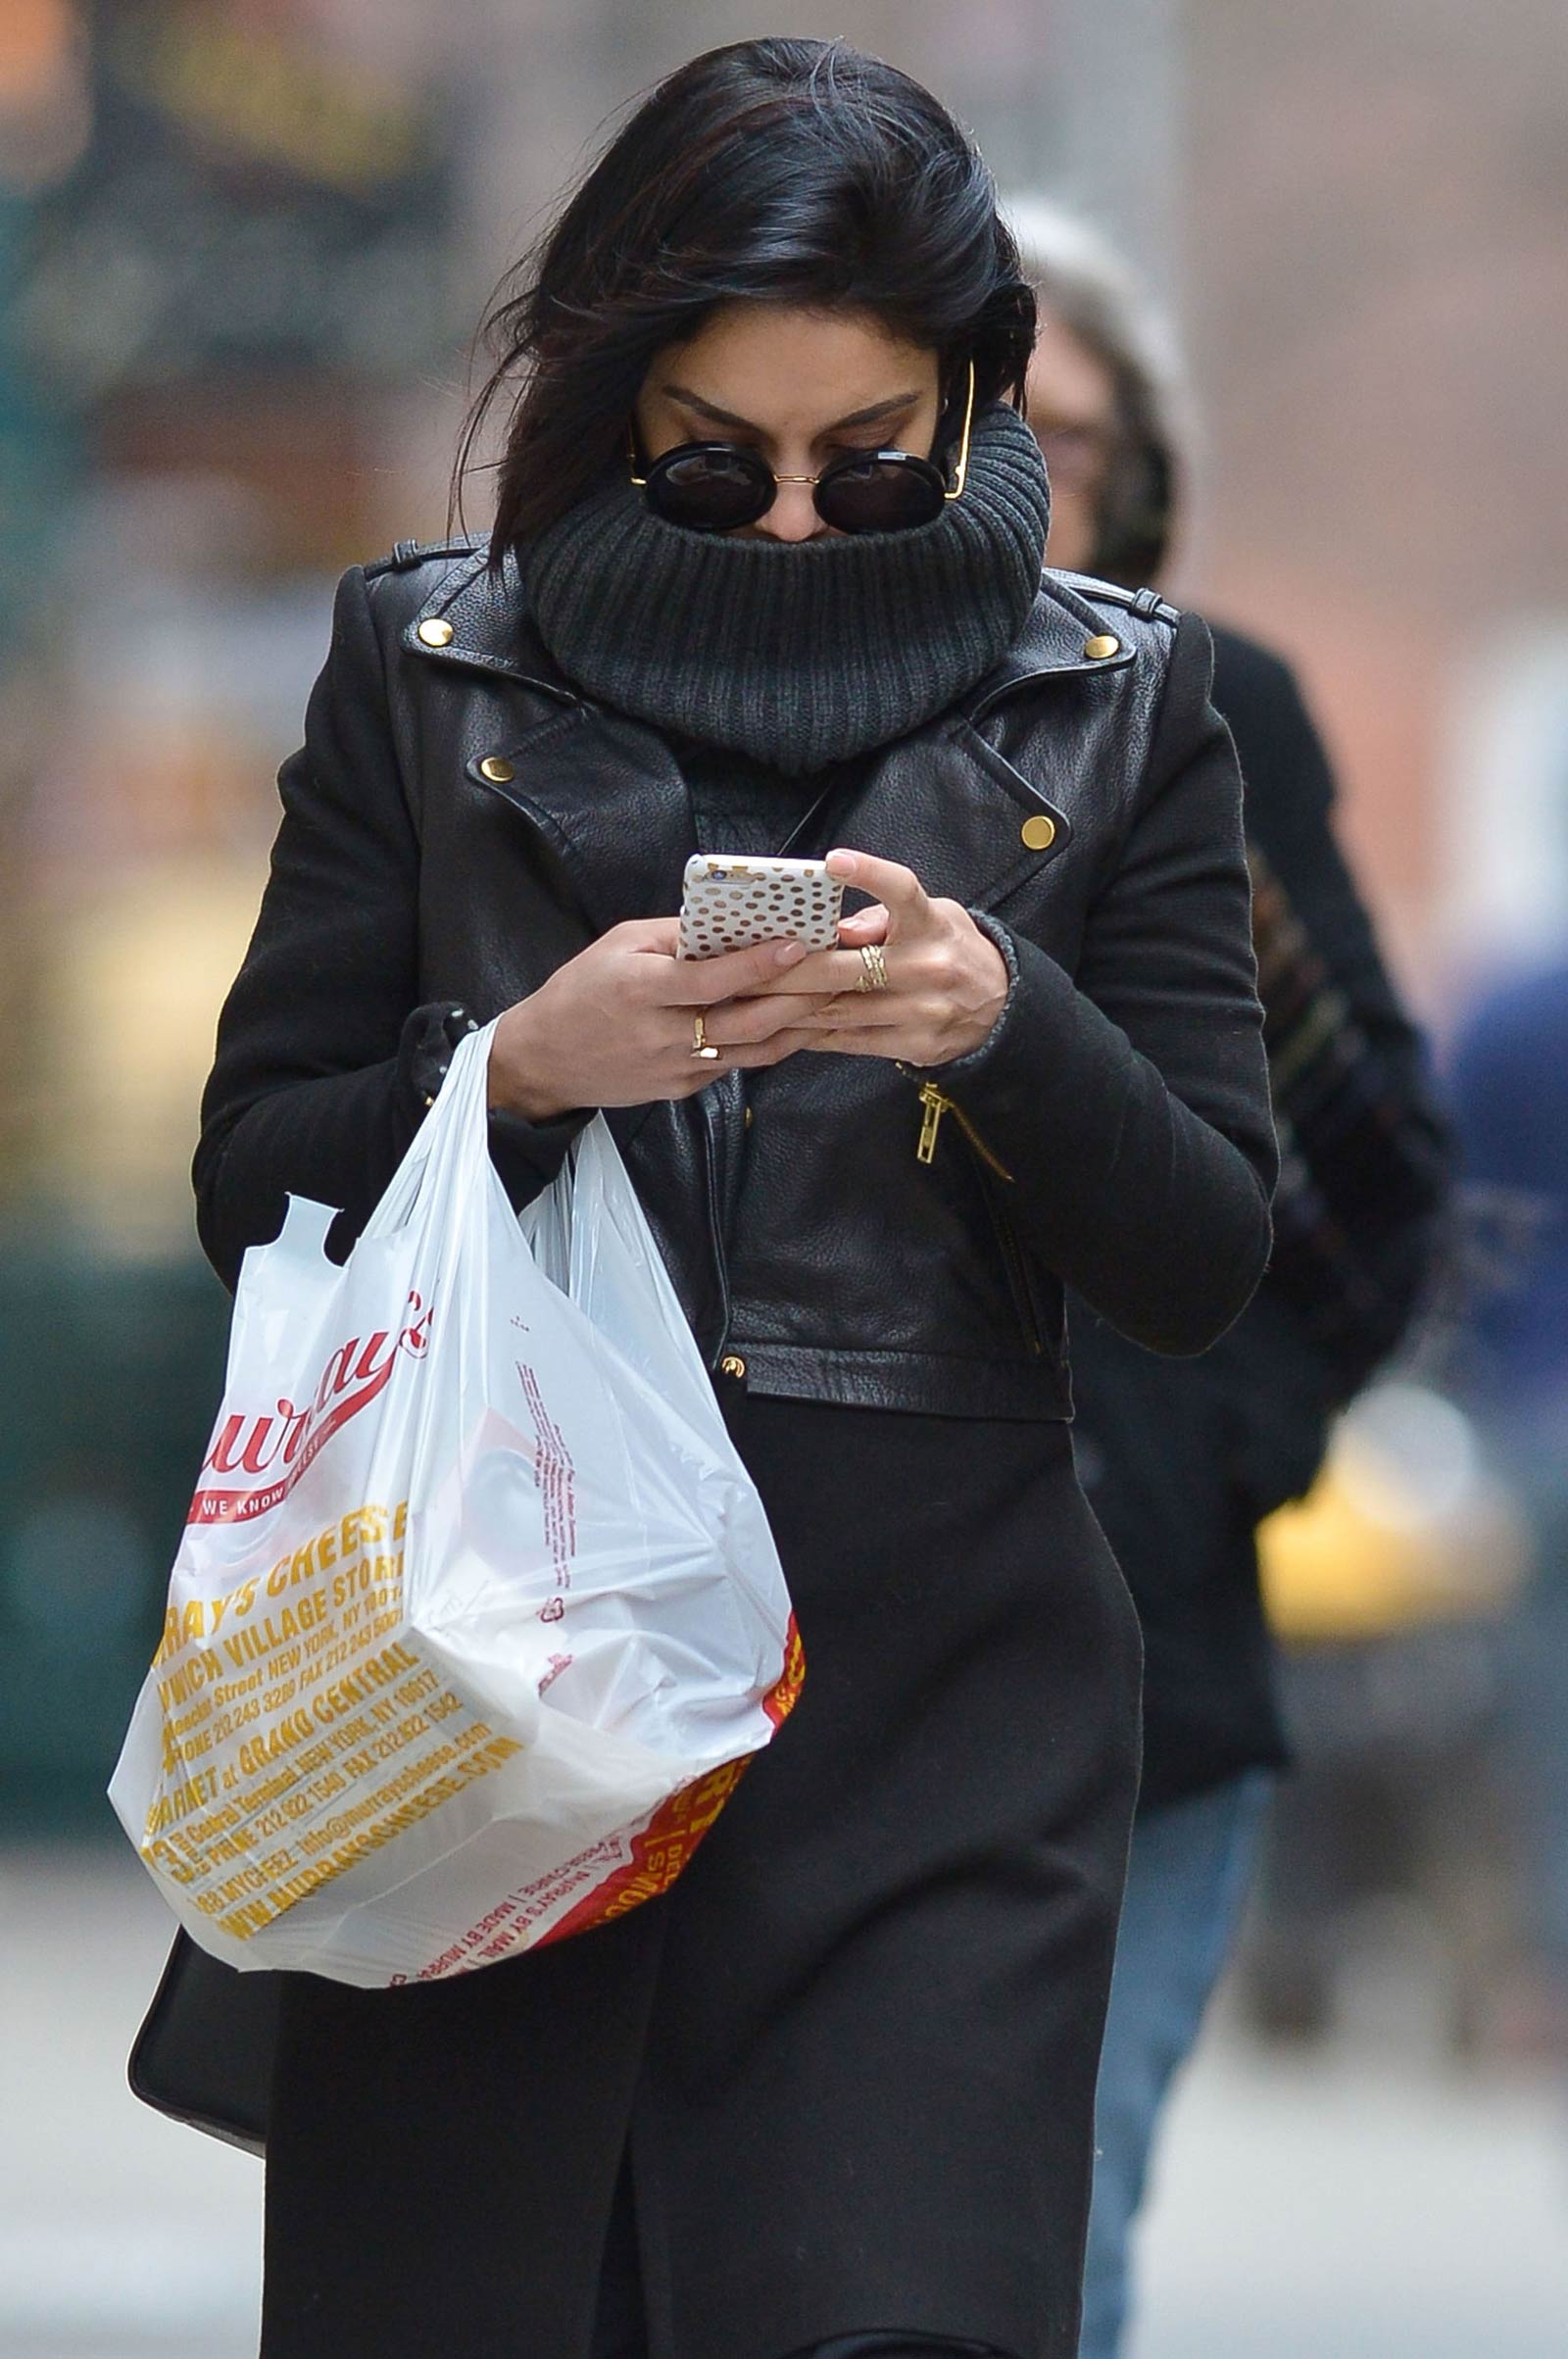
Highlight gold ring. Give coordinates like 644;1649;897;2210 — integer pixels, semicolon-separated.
855;943;889;993
692;1012;721;1061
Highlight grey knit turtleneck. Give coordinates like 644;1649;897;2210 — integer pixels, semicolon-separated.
523;401;1051;775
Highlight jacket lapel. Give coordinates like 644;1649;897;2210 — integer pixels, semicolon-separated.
828;573;1144;912
467;702;697;938
822;716;1070;915
401;549;697;934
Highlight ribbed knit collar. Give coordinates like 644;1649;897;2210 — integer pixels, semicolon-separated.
523;401;1051;774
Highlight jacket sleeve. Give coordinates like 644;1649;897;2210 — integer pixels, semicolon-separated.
194;565;581;1291
1227;638;1451;1398
938;610;1278;1354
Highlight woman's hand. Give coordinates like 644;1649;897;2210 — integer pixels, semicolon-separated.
755;849;1010;1065
487;919;826;1119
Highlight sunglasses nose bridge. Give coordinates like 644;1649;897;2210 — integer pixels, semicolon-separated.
755;475;831;541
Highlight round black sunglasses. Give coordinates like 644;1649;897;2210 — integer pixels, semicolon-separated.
631;361;976;536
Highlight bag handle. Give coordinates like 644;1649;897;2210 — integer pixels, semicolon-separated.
361;1019;498;1240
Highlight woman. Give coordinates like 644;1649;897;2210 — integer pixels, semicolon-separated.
1007;201;1448;2356
198;41;1275;2359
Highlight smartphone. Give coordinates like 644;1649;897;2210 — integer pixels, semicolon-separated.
677;853;845;959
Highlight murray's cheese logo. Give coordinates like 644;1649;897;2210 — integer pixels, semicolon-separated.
188;1292;432;1526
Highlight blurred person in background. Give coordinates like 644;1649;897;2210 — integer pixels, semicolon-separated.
1448;958;1568;2056
173;44;1279;2359
1006;201;1451;2359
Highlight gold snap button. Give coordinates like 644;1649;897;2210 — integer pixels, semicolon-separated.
478;755;514;784
1084;633;1120;661
1020;813;1056;852
416;616;454;648
719;1354;747;1380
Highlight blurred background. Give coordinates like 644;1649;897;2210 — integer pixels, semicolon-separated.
1;2;1565;2353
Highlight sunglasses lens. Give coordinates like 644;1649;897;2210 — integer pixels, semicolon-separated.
643;446;771;532
814;456;948;535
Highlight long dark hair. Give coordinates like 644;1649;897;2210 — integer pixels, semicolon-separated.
455;37;1036;560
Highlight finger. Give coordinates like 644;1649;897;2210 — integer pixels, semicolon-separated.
658;937;809;1007
671;1020;822;1087
836;901;891;945
748;945;899;998
801;1030;909;1057
702;992;828;1048
719;1028;817;1069
824;850;929;926
797;992;907;1032
621;916;681;955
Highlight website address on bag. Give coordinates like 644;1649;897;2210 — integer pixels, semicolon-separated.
207;1726;523;1941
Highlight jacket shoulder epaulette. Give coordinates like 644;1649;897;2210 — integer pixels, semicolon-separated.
363;532;488;580
1052;568;1181;632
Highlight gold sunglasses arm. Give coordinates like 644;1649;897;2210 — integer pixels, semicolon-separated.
944;359;977;502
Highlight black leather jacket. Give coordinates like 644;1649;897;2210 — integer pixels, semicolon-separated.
196;540;1277;1419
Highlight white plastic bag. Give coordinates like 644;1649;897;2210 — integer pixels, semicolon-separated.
110;1025;801;1988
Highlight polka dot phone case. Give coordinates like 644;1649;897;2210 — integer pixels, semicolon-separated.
677;854;845;959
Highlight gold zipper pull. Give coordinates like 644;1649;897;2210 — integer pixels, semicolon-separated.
916;1081;949;1163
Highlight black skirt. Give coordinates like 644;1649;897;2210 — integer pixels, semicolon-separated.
260;1397;1143;2359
